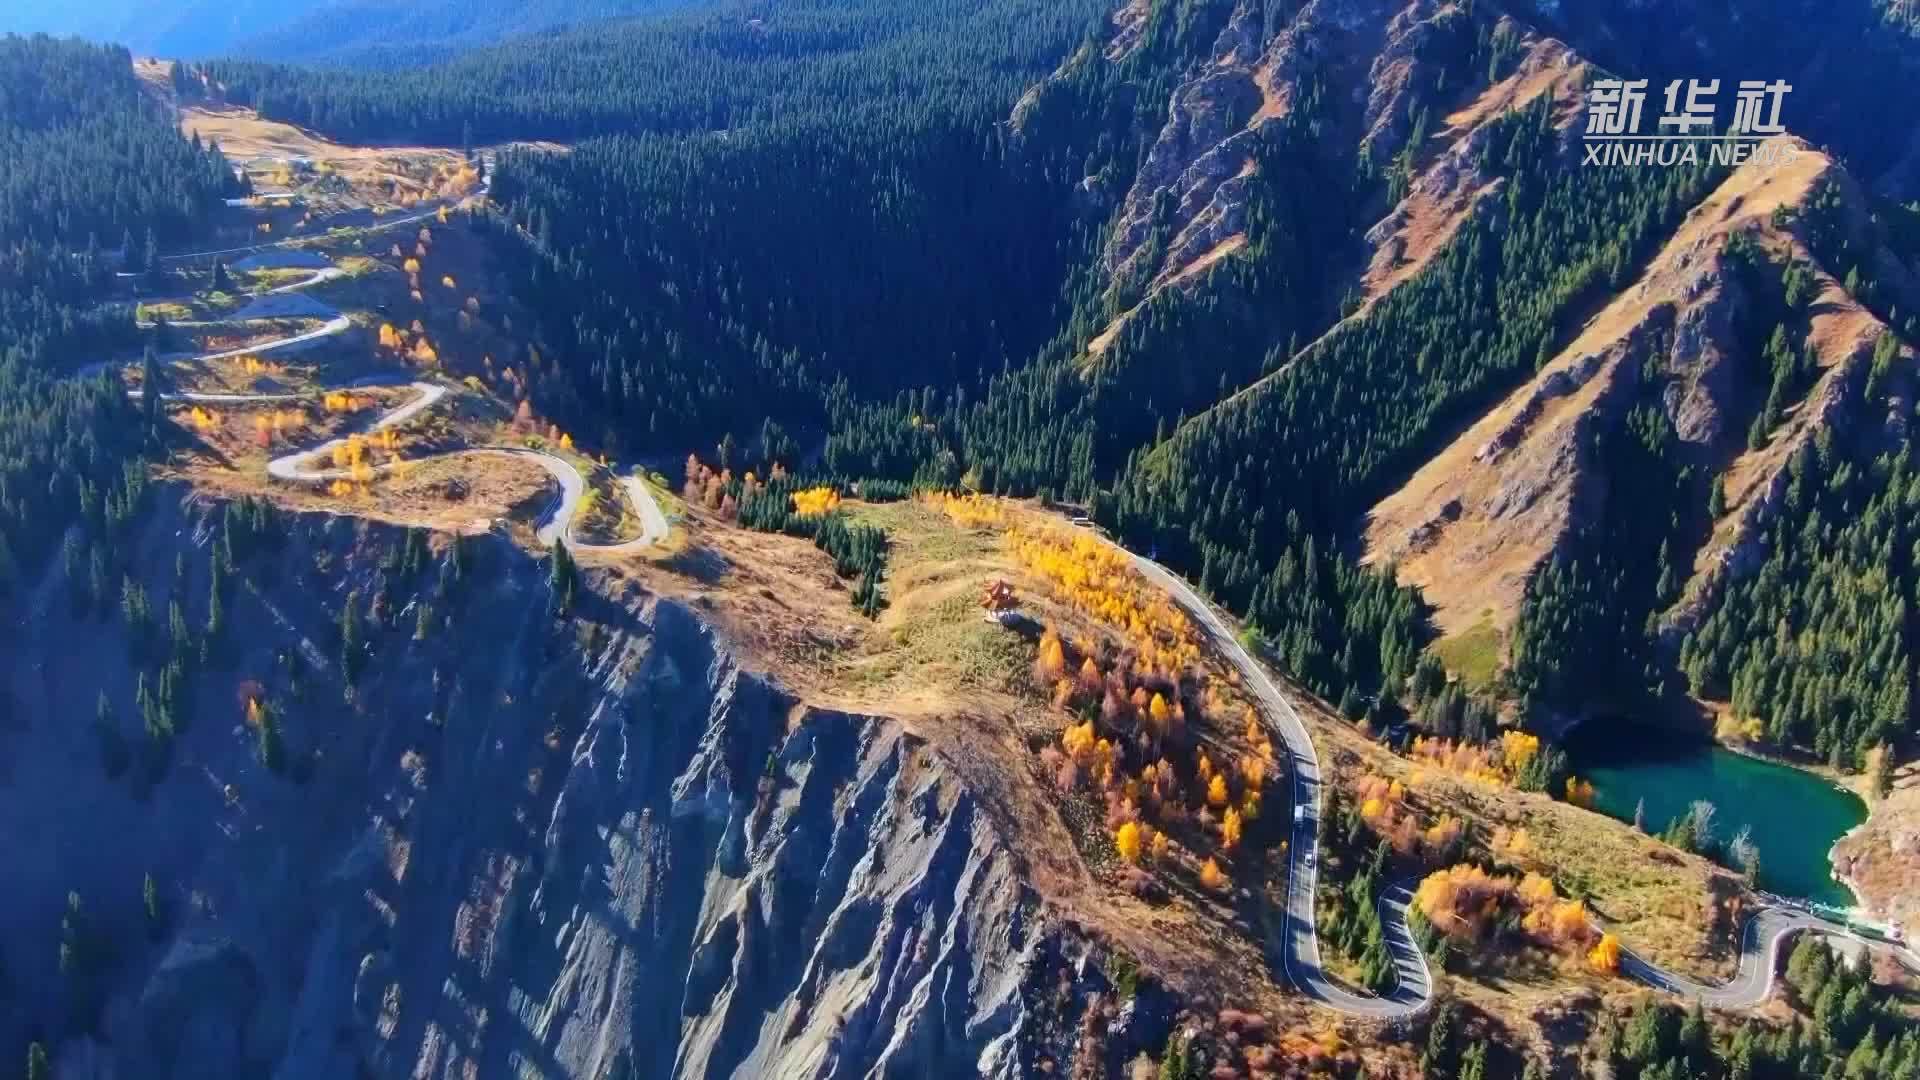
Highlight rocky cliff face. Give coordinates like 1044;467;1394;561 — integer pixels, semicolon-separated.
0;492;1116;1079
305;605;1042;1080
1834;770;1920;944
1087;0;1455;356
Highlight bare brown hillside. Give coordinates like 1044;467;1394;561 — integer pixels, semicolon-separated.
1359;28;1587;308
1361;143;1915;652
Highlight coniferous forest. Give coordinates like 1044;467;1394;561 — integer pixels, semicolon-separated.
0;35;241;602
177;0;1920;773
7;1;1920;1075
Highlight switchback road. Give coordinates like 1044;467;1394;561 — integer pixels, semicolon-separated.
1118;538;1886;1017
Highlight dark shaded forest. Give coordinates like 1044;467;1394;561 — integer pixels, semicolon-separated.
0;35;239;603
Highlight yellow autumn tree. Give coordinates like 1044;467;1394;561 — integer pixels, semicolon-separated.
1035;629;1066;682
1422;815;1464;859
1147;692;1171;732
1500;731;1541;774
1220;807;1244;850
1115;821;1144;864
1565;777;1597;808
1061;720;1097;763
1587;932;1621;974
791;487;841;516
1414;864;1514;939
1491;826;1533;862
1241;754;1266;790
1207;773;1230;808
1149;831;1171;863
1199;857;1227;891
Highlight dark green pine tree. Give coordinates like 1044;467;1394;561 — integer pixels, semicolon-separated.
142;871;164;939
257;702;285;773
142;343;162;432
550;540;577;614
1457;1042;1487;1080
340;589;364;686
207;551;225;641
144;226;164;288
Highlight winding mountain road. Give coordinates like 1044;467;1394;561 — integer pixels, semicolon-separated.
112;195;1881;1019
1621;906;1882;1009
159;194;477;267
160;378;668;554
1129;556;1434;1018
106;235;664;555
1119;541;1886;1017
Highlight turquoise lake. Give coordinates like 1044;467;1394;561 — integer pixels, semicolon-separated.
1565;722;1867;907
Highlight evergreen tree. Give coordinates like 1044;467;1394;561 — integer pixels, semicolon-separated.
340;589;364;685
142;871;164;939
142;343;162;432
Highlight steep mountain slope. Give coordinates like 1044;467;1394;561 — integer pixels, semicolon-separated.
1086;5;1586;361
1;0;703;65
0;493;1106;1078
1361;141;1916;642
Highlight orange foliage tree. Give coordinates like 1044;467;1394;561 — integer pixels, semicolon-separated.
1587;932;1622;974
1199;858;1227;891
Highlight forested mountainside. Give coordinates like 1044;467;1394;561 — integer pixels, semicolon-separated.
203;0;1116;143
1507;0;1920;194
7;1;1920;1075
240;0;706;68
0;35;240;603
0;0;699;67
193;0;1920;777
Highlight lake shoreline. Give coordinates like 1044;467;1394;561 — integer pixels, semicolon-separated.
1562;715;1867;908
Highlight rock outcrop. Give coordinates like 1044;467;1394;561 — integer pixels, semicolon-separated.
0;493;1092;1079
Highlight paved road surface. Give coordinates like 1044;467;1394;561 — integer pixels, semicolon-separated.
91;242;663;554
1621;906;1878;1009
116;180;1885;1017
196;315;352;363
1118;537;1882;1017
255;381;665;553
1128;556;1434;1017
159;197;473;266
